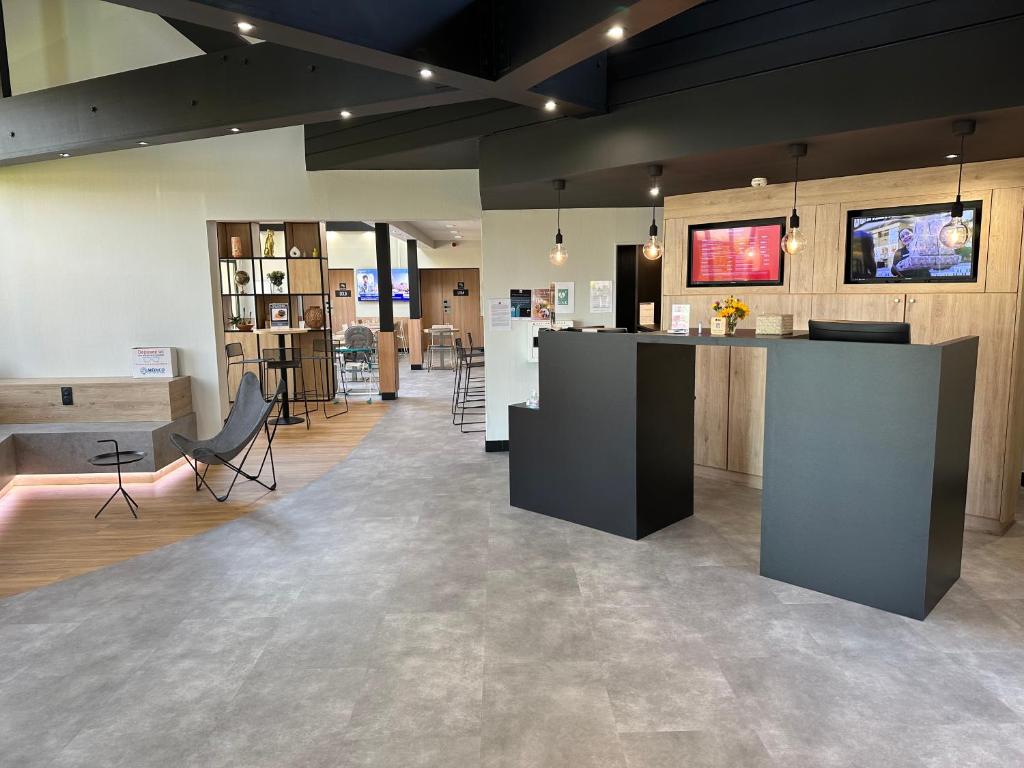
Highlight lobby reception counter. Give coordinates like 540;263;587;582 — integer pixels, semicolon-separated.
509;329;979;619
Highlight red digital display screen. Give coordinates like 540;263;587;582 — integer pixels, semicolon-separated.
688;219;785;286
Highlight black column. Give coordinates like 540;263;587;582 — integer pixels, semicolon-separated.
407;239;422;320
375;222;394;332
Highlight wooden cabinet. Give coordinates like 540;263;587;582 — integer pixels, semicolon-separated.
695;347;729;468
811;293;907;324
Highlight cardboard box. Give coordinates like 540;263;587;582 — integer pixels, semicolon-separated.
131;347;178;377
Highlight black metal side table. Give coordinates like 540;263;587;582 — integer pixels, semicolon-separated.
88;439;146;519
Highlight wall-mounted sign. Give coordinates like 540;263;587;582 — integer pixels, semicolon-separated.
510;289;532;318
554;281;575;314
453;287;469;296
339;282;347;290
269;302;290;327
335;289;352;298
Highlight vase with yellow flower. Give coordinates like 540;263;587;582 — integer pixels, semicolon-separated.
711;296;749;336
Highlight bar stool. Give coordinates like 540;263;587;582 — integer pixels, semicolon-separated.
307;337;348;418
426;326;455;371
261;346;311;429
453;338;485;432
225;342;263;404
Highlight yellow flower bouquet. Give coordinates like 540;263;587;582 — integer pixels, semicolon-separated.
711;296;749;335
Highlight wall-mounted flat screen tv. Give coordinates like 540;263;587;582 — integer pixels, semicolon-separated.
687;218;785;287
354;268;411;301
845;201;982;284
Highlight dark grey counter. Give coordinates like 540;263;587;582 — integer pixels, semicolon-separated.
509;328;979;619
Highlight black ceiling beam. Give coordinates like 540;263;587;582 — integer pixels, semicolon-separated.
0;42;476;166
161;16;250;53
304;99;546;171
103;0;703;114
478;14;1024;206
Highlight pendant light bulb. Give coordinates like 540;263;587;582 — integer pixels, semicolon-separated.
642;165;664;260
940;120;975;251
549;179;567;266
781;144;808;256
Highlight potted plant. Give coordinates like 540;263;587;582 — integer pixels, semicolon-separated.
711;296;749;335
228;313;254;332
267;270;286;293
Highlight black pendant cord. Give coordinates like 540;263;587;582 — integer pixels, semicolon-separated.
955;133;966;202
792;154;800;214
556;188;561;236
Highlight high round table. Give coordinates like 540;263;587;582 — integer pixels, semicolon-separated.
254;326;309;425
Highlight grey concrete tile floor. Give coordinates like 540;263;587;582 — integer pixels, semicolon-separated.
2;363;1024;767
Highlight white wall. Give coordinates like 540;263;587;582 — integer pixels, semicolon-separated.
3;0;202;94
0;127;480;435
481;207;661;442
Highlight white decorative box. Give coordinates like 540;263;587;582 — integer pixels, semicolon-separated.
131;347;178;378
756;314;794;336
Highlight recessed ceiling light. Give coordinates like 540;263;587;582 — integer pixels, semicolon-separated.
137;141;148;146
445;224;457;229
946;153;959;159
454;234;463;239
58;152;71;158
419;68;433;79
230;127;241;133
544;99;557;112
340;110;352;119
236;21;254;33
607;25;625;40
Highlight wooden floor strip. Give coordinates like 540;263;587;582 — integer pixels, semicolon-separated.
0;401;389;598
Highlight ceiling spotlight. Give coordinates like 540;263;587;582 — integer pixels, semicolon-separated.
751;177;768;187
137;141;149;146
445;223;457;229
419;68;434;79
58;152;71;158
340;110;352;119
607;25;625;40
945;153;959;160
236;21;254;33
455;235;463;239
230;127;241;133
544;99;557;112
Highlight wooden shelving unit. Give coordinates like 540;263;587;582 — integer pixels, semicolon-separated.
216;221;334;402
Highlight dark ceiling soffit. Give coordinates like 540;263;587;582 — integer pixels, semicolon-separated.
0;0;11;98
304;101;542;171
326;222;375;232
0;42;476;166
102;0;704;114
161;16;249;53
477;15;1024;194
311;138;482;171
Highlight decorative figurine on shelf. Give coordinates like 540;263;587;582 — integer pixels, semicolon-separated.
303;305;325;330
311;246;319;259
289;246;301;258
711;296;749;336
233;269;251;294
267;270;286;293
230;236;243;258
263;230;276;258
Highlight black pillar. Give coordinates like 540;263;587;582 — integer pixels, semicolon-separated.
375;222;394;332
0;1;12;98
407;239;422;320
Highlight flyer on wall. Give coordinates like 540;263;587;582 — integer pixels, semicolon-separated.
589;280;613;313
487;298;512;331
554;281;575;314
532;287;554;320
510;289;532;318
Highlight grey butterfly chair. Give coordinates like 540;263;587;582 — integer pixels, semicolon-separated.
171;372;285;502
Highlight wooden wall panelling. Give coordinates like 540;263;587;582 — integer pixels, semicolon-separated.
662;217;685;296
811;203;843;294
999;250;1024;528
985;187;1024;293
788;205;816;294
905;292;1017;526
664;158;1024;219
216;222;253;260
284;222;321;257
328;268;356;329
810;293;907;324
695;345;730;469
